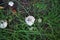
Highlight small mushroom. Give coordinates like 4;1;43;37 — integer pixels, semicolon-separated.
25;16;35;26
0;20;8;29
8;1;17;14
38;18;42;23
8;1;14;7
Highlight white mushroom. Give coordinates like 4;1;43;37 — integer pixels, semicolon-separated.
8;1;14;6
25;16;35;26
0;20;8;29
38;18;42;23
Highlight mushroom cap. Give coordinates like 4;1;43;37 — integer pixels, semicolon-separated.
8;1;14;6
25;16;35;26
0;20;8;29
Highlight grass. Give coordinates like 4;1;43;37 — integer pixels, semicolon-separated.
0;0;60;40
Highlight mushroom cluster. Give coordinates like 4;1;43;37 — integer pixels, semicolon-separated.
0;1;43;29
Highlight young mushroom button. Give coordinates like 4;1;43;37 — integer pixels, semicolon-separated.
8;1;14;7
0;20;8;29
25;16;35;26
